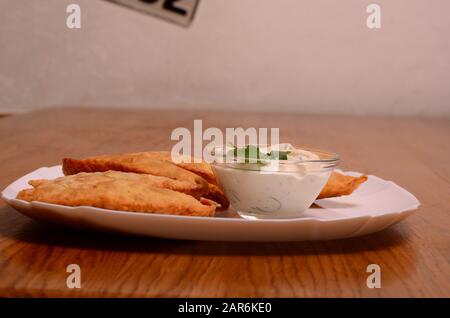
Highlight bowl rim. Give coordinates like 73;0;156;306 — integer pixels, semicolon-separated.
211;145;340;170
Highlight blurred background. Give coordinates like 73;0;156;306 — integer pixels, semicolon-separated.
0;0;449;116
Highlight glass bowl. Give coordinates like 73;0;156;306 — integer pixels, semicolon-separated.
211;146;340;219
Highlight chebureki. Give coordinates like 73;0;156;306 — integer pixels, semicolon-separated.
62;151;230;208
17;171;216;217
317;172;368;199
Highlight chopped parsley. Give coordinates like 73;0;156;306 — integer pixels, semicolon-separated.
228;145;291;163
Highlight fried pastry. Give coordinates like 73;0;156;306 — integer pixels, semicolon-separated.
63;151;230;208
63;152;209;196
17;171;216;217
138;151;218;185
317;171;368;199
143;152;227;206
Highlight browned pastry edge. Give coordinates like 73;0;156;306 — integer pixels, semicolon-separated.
317;172;368;199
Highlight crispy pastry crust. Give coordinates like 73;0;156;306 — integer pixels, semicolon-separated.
62;151;230;208
136;151;218;185
17;171;216;217
62;154;209;197
317;171;368;199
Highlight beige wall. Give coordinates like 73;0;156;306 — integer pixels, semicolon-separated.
0;0;449;116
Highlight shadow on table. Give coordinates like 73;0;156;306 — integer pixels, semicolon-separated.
0;206;413;257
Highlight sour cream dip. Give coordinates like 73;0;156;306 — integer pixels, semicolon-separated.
211;144;339;219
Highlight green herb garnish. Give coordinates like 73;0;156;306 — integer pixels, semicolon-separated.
228;145;290;163
266;150;290;160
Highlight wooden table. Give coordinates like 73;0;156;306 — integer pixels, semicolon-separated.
0;107;449;297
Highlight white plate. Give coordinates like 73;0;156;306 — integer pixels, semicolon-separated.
1;166;420;242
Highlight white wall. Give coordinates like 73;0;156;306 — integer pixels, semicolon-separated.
0;0;449;116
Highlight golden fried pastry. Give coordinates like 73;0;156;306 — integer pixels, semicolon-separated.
206;183;230;208
134;152;228;207
317;171;368;199
63;151;230;208
17;171;216;217
139;151;218;185
63;152;209;195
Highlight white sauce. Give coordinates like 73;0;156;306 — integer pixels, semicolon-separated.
212;145;331;219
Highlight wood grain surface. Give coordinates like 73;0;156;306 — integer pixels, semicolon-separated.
0;107;449;297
